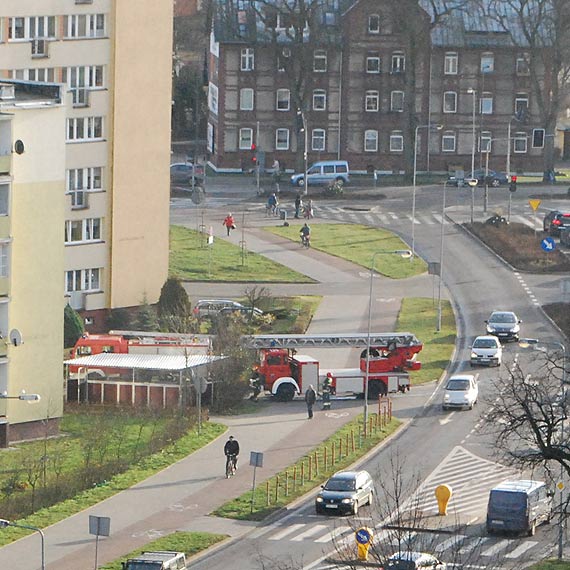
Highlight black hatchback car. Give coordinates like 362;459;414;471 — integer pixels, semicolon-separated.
543;210;570;236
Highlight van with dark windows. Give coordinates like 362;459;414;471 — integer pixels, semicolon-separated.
486;480;552;536
290;161;350;187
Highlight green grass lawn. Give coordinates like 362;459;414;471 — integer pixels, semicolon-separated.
100;531;227;570
170;225;313;283
267;224;426;278
397;298;456;385
529;561;570;570
258;295;322;334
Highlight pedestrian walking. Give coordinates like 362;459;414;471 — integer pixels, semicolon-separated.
303;199;314;219
222;212;236;236
305;384;317;419
294;192;302;219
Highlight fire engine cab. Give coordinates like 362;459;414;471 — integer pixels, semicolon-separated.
246;333;422;401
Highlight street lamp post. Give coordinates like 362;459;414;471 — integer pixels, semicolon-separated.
436;181;450;332
519;338;567;559
0;519;45;570
297;109;309;196
412;124;443;258
364;249;412;435
467;88;477;224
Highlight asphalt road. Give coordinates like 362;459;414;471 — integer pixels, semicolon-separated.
175;185;569;569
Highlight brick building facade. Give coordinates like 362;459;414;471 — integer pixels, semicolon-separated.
208;0;547;176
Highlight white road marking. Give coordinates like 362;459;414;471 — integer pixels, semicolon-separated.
459;537;490;554
505;540;538;558
481;538;513;557
314;525;351;543
439;411;456;425
434;534;467;553
269;523;306;540
291;524;329;541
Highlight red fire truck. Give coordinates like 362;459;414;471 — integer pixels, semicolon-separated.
69;330;211;377
246;333;422;401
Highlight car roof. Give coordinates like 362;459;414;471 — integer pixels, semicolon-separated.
388;551;435;562
474;335;499;342
489;310;517;317
196;299;241;304
447;374;475;383
492;479;546;493
329;470;369;480
311;160;349;166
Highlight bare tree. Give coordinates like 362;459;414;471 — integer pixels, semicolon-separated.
484;0;570;178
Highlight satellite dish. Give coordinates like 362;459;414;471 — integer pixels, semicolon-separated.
9;329;23;347
14;140;25;155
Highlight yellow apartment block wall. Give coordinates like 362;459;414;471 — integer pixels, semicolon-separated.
7;108;65;425
108;0;173;308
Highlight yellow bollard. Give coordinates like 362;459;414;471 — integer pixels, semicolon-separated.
355;527;373;561
435;484;453;515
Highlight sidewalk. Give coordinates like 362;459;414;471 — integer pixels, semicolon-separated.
0;212;437;570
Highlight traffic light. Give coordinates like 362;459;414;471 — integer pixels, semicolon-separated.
509;175;517;193
251;143;257;164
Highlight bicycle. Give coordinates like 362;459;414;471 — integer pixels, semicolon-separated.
300;234;311;248
225;453;238;478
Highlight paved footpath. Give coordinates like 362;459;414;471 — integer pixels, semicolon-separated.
0;211;438;570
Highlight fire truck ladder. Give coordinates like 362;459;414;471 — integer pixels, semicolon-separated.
243;333;420;350
110;330;212;344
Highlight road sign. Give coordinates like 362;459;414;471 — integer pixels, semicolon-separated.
355;527;372;545
89;515;110;536
529;199;541;211
541;237;556;252
250;451;263;467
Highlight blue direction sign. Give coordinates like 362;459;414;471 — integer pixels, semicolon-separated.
355;527;372;545
541;237;556;252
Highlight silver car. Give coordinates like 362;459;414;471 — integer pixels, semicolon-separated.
315;470;374;515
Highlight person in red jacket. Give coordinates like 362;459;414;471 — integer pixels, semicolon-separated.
222;212;235;236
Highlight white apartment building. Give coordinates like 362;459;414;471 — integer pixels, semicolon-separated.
0;1;173;331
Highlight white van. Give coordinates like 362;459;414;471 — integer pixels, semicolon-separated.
290;160;350;187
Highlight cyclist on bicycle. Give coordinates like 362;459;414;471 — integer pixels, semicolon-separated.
224;435;240;474
299;223;311;247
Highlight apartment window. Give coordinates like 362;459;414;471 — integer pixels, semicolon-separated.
85;218;101;240
9;16;56;40
65;220;83;243
12;68;55;82
65;218;102;243
66;268;101;293
0;185;8;216
480;92;493;114
368;14;380;34
532;128;545;148
0;244;8;279
514;132;528;153
64;66;104;89
366;54;381;74
444;52;458;75
480;131;492;153
515;93;529;119
391;52;405;73
64;14;106;38
274;13;293;30
364;130;378;152
443;91;457;113
275;129;289;150
241;48;255;71
390;131;404;152
365;90;379;112
313;89;327;111
312;129;326;151
239;128;253;149
313;50;327;72
207;123;215;153
391;91;404;112
276;89;290;111
208;83;218;114
66;117;103;142
516;53;530;75
442;133;456;152
240;88;254;111
481;53;494;73
67;167;102;192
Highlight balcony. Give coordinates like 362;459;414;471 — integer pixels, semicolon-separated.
31;39;49;59
69;291;86;310
0;155;10;177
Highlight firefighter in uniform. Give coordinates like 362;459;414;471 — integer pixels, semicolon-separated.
322;373;333;410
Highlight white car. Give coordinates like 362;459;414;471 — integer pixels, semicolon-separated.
442;374;478;410
470;335;502;367
385;551;446;570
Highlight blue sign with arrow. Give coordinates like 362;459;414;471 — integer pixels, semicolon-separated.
355;527;372;545
541;237;556;252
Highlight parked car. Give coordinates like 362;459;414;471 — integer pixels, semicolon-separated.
170;162;204;184
385;551;446;570
290;160;350;187
470;335;502;367
315;470;374;515
218;305;264;320
193;299;262;320
448;169;508;188
487;480;553;536
543;210;570;236
122;551;187;570
442;374;478;410
485;311;521;342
